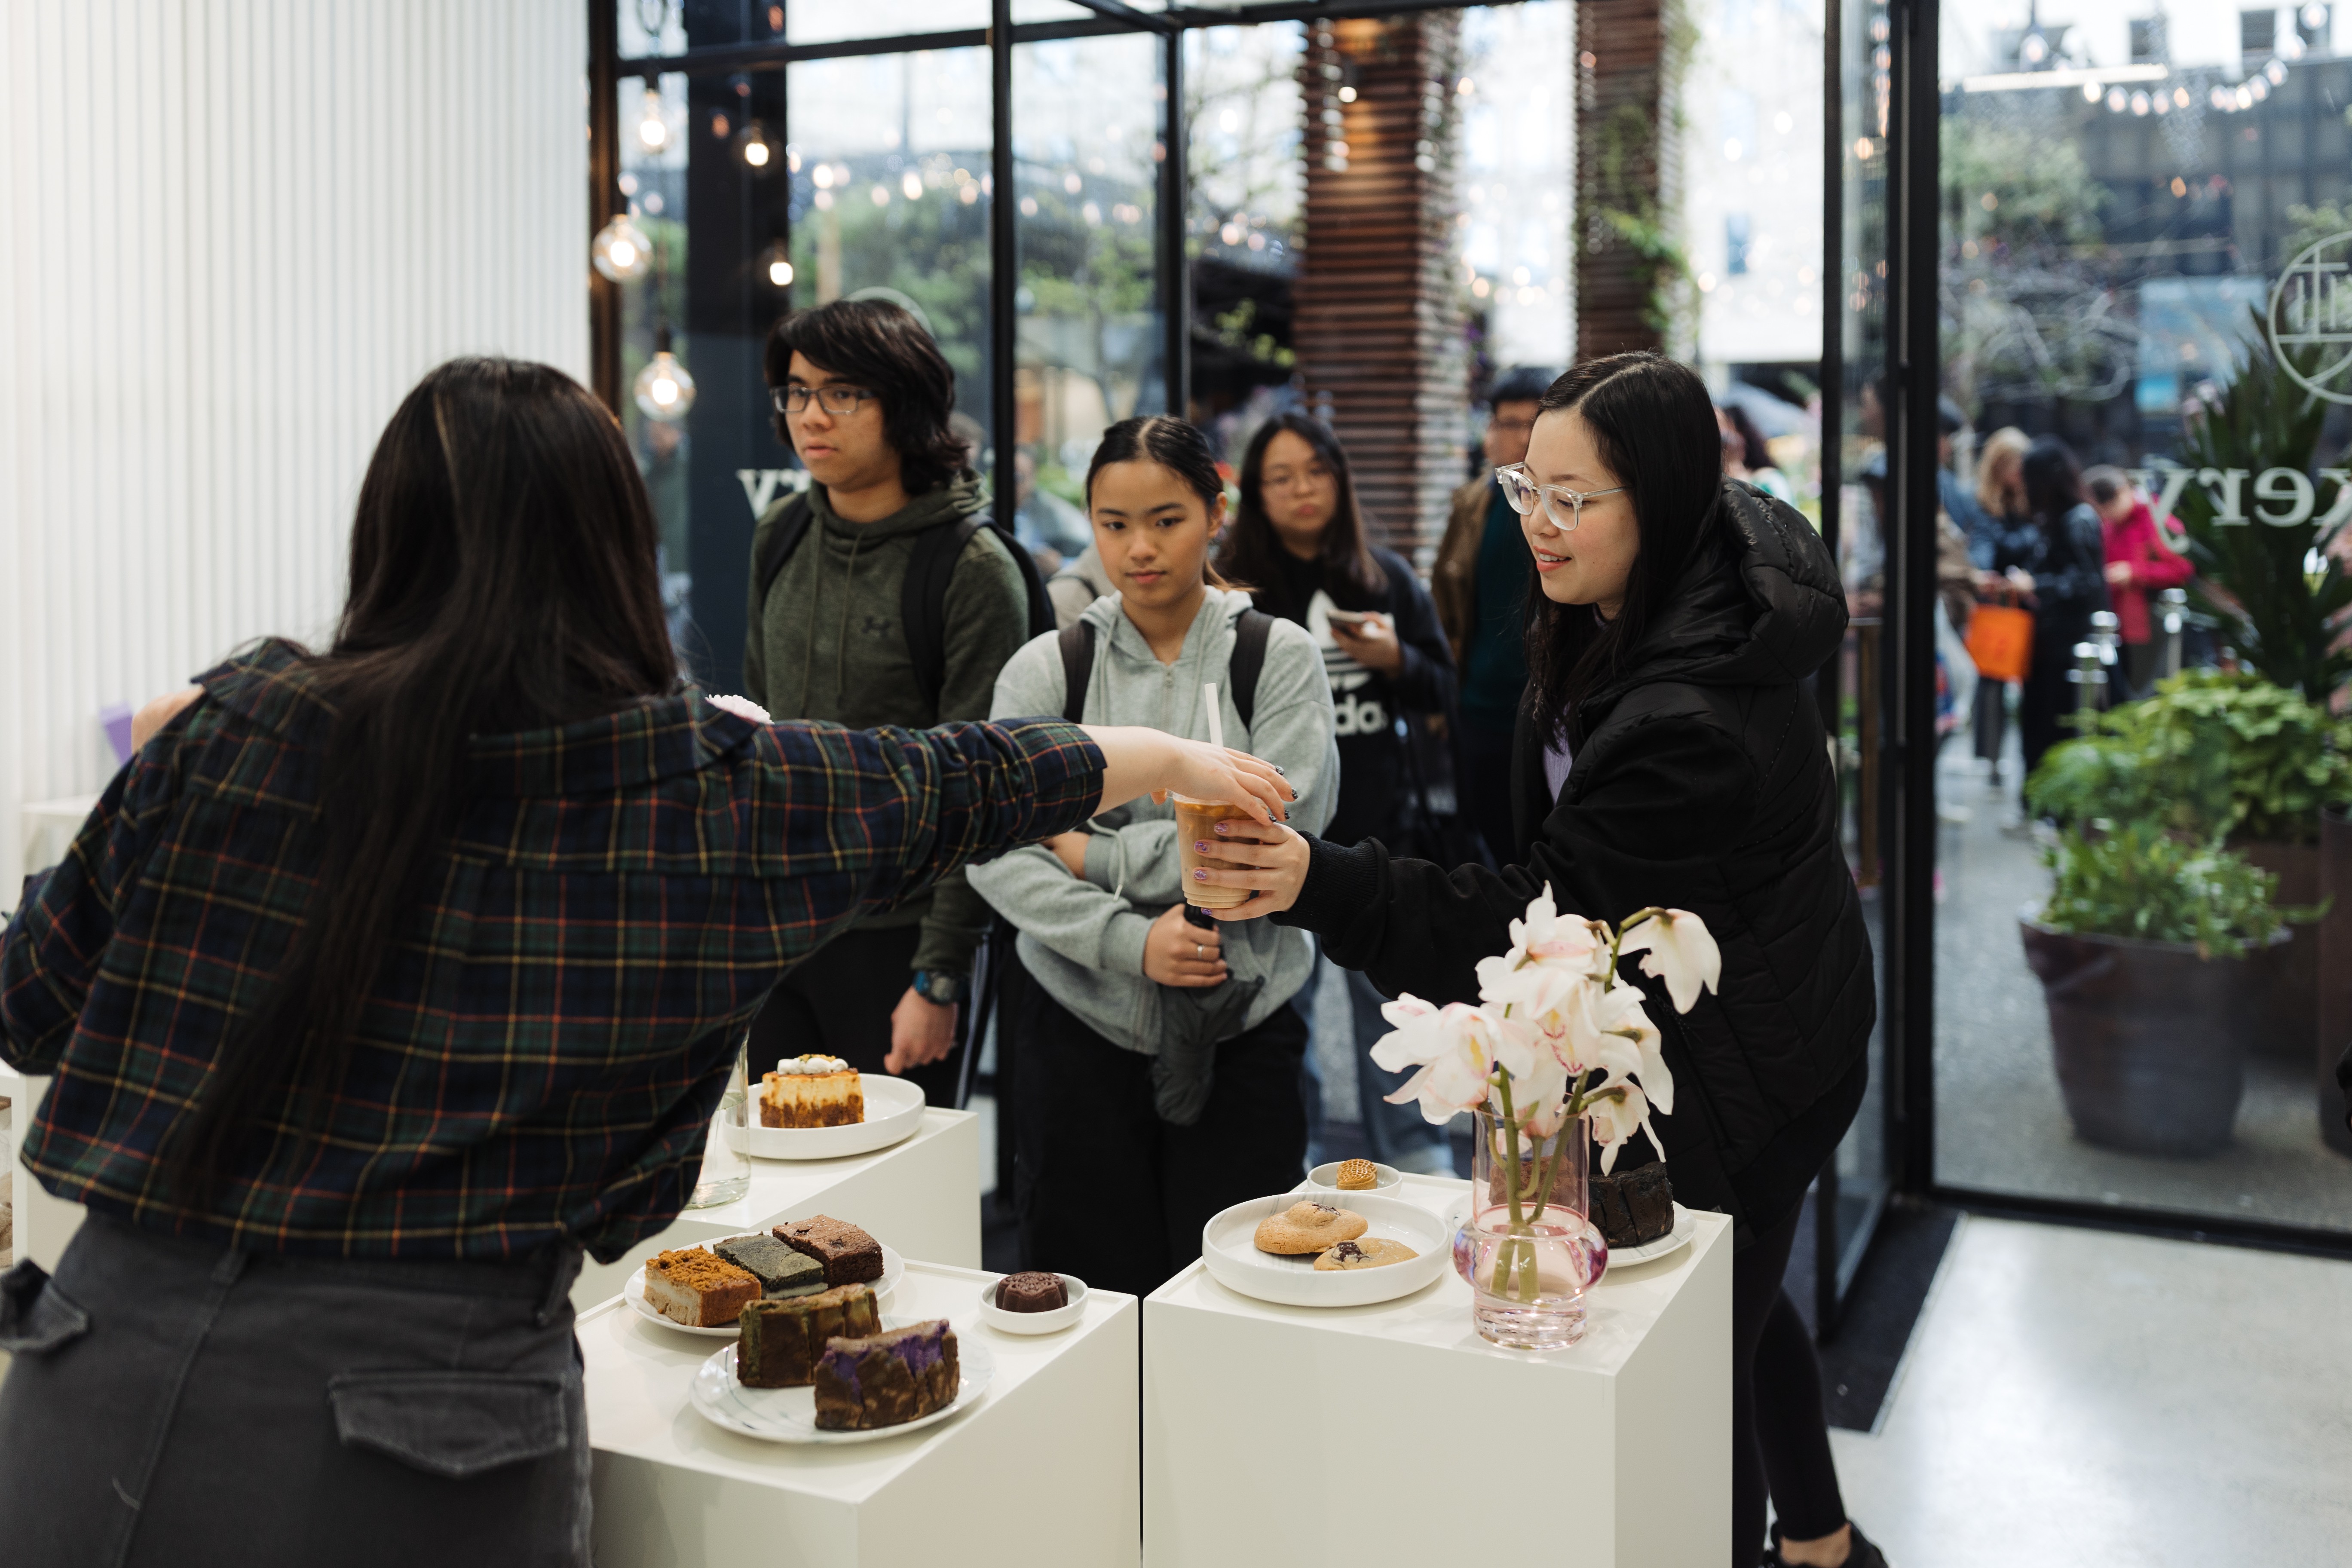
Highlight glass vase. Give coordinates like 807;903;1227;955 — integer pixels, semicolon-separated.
1454;1107;1606;1349
686;1038;752;1209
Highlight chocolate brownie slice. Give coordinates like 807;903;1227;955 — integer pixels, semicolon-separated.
735;1283;881;1389
773;1215;885;1286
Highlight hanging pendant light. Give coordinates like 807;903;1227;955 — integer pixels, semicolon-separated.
758;237;795;289
634;324;697;421
735;119;779;173
634;76;670;153
592;209;654;282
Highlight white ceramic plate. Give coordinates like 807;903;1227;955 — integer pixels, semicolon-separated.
739;1074;927;1161
622;1239;905;1337
1438;1200;1695;1276
1602;1204;1697;1270
1301;1160;1403;1197
975;1273;1088;1335
688;1318;994;1444
1200;1193;1449;1308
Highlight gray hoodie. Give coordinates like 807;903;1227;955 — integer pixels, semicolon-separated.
968;588;1338;1054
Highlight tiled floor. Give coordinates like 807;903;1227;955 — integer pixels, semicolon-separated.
1830;1215;2352;1567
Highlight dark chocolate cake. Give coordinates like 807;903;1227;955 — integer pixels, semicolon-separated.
774;1215;885;1286
813;1320;961;1430
995;1271;1068;1313
735;1283;882;1389
1588;1161;1675;1247
714;1234;826;1298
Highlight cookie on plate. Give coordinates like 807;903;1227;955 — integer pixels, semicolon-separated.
1253;1200;1369;1256
1334;1159;1379;1191
1313;1237;1418;1271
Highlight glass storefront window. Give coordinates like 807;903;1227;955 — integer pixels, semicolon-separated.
1932;2;2352;1236
1186;23;1304;451
1013;31;1167;559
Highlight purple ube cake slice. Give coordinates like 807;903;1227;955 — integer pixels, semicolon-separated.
811;1319;961;1430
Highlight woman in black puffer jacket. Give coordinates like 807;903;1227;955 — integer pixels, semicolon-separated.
1196;354;1881;1568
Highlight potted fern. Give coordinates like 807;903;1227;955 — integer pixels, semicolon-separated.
2022;824;2292;1155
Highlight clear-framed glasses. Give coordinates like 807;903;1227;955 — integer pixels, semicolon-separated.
772;383;878;416
1495;463;1625;532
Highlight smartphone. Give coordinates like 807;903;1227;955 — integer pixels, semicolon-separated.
1324;609;1373;627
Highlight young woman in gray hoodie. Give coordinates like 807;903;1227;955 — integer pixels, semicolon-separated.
970;417;1338;1298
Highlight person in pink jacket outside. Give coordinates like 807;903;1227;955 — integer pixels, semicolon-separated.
2085;466;2193;698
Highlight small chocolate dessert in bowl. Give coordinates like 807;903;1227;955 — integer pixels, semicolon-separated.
977;1271;1090;1335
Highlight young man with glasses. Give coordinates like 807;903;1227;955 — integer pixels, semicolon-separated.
1431;364;1558;864
742;298;1038;1102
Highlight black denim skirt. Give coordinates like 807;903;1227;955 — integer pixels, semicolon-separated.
0;1210;589;1567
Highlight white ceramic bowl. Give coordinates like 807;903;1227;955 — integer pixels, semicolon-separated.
1199;1192;1449;1308
740;1074;926;1161
975;1272;1088;1335
1302;1159;1403;1197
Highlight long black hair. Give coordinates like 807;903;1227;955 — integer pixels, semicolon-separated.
164;358;680;1200
1084;414;1242;591
2021;436;2087;526
1522;352;1727;745
766;297;970;493
1219;411;1382;598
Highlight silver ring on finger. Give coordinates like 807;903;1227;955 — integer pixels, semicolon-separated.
1194;943;1204;958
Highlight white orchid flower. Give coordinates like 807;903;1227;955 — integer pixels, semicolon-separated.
1501;1047;1572;1136
1374;998;1504;1125
1498;884;1611;977
704;692;772;723
1583;1079;1657;1172
1590;982;1672;1115
1618;908;1722;1014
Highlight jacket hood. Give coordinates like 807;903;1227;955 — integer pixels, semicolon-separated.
807;470;985;540
1076;582;1253;647
1582;480;1846;716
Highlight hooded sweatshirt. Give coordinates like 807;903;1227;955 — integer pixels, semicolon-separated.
968;588;1338;1053
742;472;1032;976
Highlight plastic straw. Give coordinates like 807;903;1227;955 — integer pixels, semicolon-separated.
1202;682;1225;751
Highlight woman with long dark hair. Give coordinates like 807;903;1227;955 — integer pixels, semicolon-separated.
1220;412;1457;1173
0;360;1286;1565
971;415;1337;1298
2009;436;2111;778
1188;355;1886;1568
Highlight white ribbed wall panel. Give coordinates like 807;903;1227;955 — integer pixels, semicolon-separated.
0;0;588;894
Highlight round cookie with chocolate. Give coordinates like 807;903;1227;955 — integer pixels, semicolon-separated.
1253;1200;1369;1256
1312;1237;1418;1271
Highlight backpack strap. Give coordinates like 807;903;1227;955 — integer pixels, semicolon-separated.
903;513;1060;714
1057;607;1269;731
1229;609;1274;731
1058;620;1095;723
750;495;815;612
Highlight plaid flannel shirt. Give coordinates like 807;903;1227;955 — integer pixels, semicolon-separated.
0;640;1100;1262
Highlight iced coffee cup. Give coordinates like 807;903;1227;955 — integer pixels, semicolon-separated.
1173;793;1254;910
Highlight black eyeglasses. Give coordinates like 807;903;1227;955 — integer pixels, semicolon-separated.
772;384;878;416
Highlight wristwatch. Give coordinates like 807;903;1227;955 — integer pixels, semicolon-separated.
911;969;968;1007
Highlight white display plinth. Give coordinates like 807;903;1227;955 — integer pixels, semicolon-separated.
1143;1174;1732;1568
1;1082;975;1304
585;1260;1141;1568
571;1108;981;1308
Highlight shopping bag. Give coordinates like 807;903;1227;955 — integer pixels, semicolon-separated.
1964;602;2034;683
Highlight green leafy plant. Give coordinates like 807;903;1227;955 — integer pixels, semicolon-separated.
2026;669;2352;845
2169;319;2352;704
2037;823;2285;959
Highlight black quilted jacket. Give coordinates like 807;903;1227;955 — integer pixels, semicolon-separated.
1278;481;1874;1246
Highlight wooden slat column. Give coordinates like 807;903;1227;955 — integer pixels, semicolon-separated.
1293;14;1464;560
1575;0;1675;358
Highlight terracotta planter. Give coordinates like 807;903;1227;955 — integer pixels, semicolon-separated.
2020;914;2290;1157
2231;837;2320;1060
2321;810;2352;1158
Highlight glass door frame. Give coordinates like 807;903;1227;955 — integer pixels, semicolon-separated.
1867;0;2352;1263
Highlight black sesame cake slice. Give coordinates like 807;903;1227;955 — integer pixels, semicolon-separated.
714;1234;826;1298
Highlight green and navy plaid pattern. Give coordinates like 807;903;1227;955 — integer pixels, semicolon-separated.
1;640;1099;1262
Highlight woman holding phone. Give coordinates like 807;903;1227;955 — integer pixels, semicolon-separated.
970;415;1338;1300
1218;412;1458;1173
0;359;1290;1565
1184;355;1885;1568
